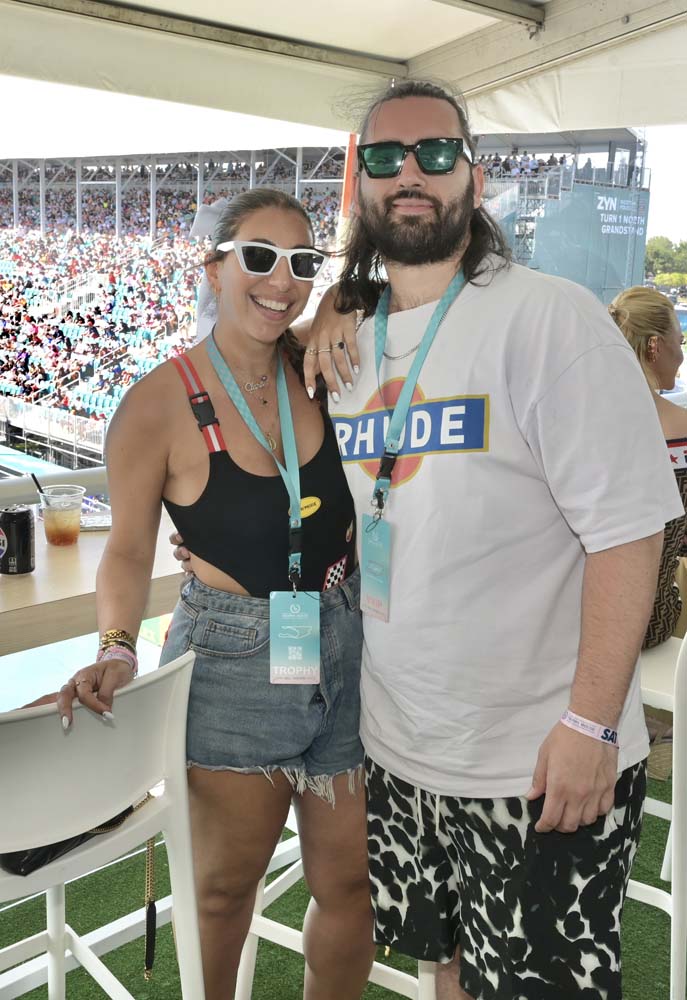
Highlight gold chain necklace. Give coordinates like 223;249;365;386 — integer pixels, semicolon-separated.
242;381;280;451
242;373;269;406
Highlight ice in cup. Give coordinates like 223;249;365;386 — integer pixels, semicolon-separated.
39;485;86;546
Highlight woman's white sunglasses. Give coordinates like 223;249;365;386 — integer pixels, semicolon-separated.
216;240;326;281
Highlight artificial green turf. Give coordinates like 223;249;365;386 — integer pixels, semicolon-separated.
0;777;677;999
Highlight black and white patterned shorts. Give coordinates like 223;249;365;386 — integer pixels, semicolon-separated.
365;756;647;1000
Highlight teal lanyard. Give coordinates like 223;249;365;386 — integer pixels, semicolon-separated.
371;270;466;514
206;333;304;589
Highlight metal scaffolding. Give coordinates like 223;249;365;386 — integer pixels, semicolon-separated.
0;146;346;237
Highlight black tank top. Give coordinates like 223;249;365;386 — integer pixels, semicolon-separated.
162;353;356;598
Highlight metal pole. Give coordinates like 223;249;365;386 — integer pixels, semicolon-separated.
295;147;303;201
75;157;82;235
12;159;19;228
197;152;203;208
115;156;122;238
39;159;46;236
250;150;256;190
606;141;617;184
149;157;157;242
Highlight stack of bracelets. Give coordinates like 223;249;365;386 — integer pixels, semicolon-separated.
96;628;139;677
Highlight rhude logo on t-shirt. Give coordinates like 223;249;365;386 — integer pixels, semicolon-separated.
333;379;489;487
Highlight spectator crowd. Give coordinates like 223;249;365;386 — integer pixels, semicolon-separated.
0;175;343;423
478;151;571;178
0;230;200;418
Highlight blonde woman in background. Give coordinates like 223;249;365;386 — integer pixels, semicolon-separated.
609;286;687;645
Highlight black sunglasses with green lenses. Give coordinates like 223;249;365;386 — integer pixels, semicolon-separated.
357;137;473;179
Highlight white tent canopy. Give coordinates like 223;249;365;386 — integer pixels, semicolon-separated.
0;76;350;159
0;0;685;149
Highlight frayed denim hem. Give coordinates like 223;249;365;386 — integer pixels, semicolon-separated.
186;760;364;807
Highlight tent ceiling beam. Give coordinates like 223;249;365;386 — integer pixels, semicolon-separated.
431;0;544;27
10;0;406;77
412;0;687;96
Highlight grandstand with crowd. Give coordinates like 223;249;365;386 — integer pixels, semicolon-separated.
0;143;622;468
0;147;345;454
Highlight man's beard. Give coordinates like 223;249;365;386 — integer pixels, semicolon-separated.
358;182;475;266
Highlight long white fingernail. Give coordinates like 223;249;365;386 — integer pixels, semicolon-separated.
353;365;360;375
331;391;340;403
345;382;353;392
102;711;114;722
62;716;70;731
306;385;315;399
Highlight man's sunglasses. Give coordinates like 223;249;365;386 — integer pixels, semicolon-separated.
216;240;326;281
357;137;473;179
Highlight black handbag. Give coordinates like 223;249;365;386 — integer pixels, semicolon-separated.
0;805;135;877
0;796;158;978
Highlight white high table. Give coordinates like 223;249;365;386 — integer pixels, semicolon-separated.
0;511;182;657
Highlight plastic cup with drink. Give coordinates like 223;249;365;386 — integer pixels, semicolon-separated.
39;485;86;546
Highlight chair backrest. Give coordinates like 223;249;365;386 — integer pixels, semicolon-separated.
0;651;195;852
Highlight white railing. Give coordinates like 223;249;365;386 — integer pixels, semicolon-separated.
32;272;109;316
483;179;520;219
0;396;107;454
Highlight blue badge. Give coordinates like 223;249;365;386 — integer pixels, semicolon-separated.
269;591;321;684
361;514;391;622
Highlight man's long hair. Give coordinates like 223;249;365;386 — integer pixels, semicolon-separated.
336;79;511;317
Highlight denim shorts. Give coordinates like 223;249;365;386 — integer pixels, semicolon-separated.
159;568;363;803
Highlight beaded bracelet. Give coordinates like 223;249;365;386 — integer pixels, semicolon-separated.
97;643;139;677
561;709;619;748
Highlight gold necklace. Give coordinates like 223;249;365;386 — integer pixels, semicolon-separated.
222;347;280;449
242;373;269;406
242;383;280;451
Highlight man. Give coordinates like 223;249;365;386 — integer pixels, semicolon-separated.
304;80;682;999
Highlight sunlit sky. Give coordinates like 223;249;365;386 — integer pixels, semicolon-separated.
642;126;687;244
0;75;684;245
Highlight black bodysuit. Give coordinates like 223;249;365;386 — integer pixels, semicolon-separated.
163;353;356;598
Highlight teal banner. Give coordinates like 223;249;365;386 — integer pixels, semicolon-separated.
527;184;649;304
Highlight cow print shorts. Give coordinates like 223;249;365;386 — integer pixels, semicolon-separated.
365;756;646;999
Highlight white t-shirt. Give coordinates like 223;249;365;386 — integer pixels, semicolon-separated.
330;260;684;798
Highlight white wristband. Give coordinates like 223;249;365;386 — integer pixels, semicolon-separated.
561;709;619;748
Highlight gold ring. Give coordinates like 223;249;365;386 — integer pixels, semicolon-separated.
74;679;89;687
305;347;319;355
317;347;332;354
334;341;345;349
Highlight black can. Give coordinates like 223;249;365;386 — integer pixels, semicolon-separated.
0;505;35;575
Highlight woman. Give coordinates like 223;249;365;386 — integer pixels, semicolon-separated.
609;285;687;646
55;188;375;999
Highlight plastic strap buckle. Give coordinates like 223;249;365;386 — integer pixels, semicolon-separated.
378;451;398;480
189;392;218;429
288;526;304;556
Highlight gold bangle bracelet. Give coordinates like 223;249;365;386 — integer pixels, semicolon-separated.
100;628;137;651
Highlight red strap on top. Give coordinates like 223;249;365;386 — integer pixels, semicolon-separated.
170;355;227;454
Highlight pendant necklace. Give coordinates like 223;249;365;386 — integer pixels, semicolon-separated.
241;373;278;451
243;373;269;406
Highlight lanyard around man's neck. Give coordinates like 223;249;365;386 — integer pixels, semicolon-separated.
370;269;466;515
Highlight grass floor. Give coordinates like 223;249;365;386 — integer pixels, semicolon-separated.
0;777;677;999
